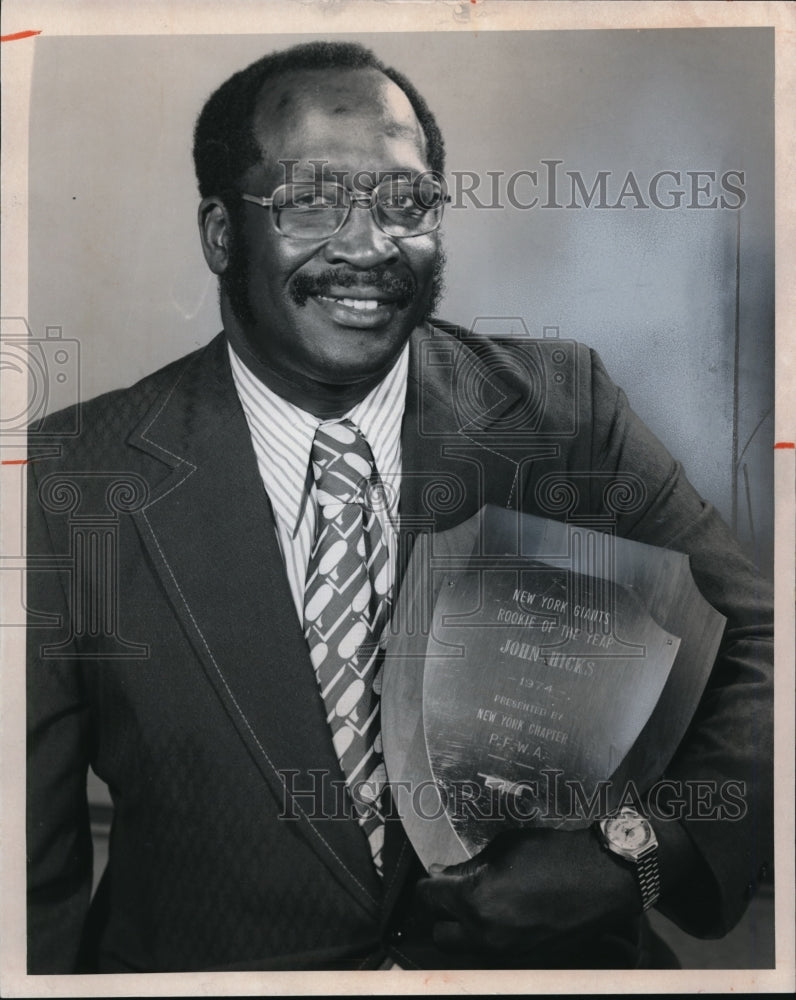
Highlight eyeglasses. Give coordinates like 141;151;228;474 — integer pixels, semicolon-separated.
240;175;450;240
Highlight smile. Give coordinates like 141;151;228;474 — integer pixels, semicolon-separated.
310;293;400;329
317;295;383;312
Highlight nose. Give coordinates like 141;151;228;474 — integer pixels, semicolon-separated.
322;200;400;269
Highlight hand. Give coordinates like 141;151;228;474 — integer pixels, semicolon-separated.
415;826;641;955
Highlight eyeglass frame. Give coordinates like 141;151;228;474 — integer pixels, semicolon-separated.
239;174;451;240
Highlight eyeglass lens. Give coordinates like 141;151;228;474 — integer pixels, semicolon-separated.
272;178;446;238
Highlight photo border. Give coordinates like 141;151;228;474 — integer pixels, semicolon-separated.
2;1;793;995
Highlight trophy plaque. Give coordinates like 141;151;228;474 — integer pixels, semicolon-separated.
381;505;726;869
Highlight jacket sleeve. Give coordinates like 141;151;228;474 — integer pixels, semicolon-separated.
586;348;774;937
26;456;94;973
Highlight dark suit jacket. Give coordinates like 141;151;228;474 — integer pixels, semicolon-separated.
26;323;773;972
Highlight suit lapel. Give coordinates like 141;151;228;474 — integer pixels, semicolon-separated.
379;324;525;910
124;327;531;926
402;323;527;523
127;335;382;916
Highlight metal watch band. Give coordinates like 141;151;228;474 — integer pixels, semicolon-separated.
636;844;661;911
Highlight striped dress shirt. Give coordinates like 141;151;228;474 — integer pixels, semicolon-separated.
228;341;408;621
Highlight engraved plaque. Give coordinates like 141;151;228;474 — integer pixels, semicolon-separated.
381;505;726;869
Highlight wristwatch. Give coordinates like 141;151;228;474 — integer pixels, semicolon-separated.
598;807;661;911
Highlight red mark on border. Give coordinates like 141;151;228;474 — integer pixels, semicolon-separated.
774;442;795;450
1;29;42;42
1;459;29;465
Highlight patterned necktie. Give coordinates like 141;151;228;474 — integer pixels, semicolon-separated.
303;420;390;873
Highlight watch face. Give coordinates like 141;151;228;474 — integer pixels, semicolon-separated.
604;813;653;853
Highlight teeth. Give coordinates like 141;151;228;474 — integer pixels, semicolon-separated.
339;297;380;311
318;295;382;312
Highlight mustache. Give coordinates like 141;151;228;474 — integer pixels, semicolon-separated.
290;269;417;309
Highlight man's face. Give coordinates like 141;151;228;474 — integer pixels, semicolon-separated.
221;68;443;397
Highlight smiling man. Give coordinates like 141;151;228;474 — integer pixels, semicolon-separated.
26;41;773;974
196;54;446;417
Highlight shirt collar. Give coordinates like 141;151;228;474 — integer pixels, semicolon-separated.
228;339;409;537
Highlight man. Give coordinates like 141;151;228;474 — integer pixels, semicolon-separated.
26;41;773;972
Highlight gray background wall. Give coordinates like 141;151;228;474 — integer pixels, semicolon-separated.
27;29;774;573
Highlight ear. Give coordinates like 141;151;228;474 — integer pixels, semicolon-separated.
198;196;231;275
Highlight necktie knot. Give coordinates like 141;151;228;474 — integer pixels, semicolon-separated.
311;420;375;508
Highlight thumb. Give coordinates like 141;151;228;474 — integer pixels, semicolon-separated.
426;850;488;880
415;853;485;917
